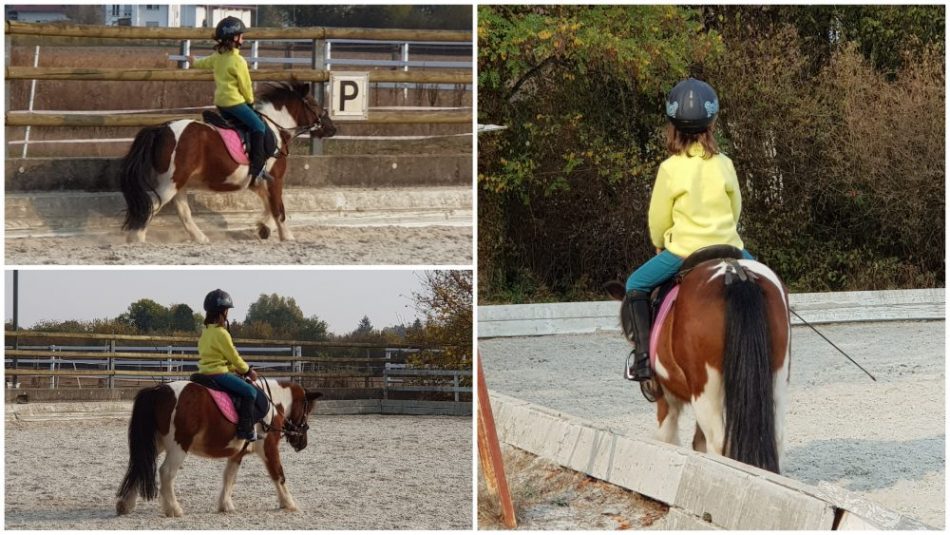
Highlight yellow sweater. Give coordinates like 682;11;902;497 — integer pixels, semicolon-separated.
192;49;254;107
648;143;744;258
197;325;250;375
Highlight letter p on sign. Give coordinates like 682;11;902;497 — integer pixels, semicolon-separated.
330;73;369;120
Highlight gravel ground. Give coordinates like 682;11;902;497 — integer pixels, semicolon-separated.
480;320;945;528
5;415;472;530
5;225;473;265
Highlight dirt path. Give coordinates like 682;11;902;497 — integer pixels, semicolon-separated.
480;321;945;528
5;225;472;265
478;446;667;530
5;415;472;530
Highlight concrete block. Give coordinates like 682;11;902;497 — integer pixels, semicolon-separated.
478;289;944;338
487;392;925;530
673;455;836;530
650;508;720;530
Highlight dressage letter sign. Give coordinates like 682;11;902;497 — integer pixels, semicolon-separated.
330;72;369;120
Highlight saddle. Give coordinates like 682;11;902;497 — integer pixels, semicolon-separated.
647;245;746;364
201;110;278;166
189;373;270;425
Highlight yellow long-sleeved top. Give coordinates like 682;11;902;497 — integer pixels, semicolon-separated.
648;143;744;258
192;49;254;108
197;324;250;375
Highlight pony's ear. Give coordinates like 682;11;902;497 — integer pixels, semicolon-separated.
604;281;627;301
305;390;323;401
294;82;310;97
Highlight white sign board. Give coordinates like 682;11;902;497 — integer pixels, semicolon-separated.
329;72;369;120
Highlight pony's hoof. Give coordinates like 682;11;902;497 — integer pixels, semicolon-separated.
258;224;271;240
282;505;300;513
163;505;184;518
115;500;135;515
218;501;236;513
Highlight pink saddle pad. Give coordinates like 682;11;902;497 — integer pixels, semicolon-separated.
212;126;250;165
649;285;680;369
206;388;239;424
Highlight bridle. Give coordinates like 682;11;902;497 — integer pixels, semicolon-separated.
252;377;310;440
257;92;329;157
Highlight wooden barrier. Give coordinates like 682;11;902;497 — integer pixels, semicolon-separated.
5;66;471;83
6;110;473;127
6;21;472;42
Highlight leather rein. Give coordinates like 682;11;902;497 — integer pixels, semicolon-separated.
251;376;310;439
258;96;328;158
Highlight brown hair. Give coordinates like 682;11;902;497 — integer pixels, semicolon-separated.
213;37;239;54
665;122;719;159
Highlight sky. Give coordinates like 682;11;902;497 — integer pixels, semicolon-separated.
4;269;435;335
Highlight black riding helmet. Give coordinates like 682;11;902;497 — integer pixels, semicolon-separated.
665;78;719;134
214;16;246;42
203;289;234;315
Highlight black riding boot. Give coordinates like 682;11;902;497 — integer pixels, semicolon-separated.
249;131;274;186
235;397;257;442
622;290;658;399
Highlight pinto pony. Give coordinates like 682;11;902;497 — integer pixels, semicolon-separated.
116;378;322;517
607;256;790;473
119;82;336;243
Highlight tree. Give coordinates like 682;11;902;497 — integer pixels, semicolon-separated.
408;271;472;369
244;293;328;341
120;299;168;333
355;315;374;334
168;304;198;333
258;5;471;30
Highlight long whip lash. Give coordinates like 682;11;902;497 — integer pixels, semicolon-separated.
790;308;876;382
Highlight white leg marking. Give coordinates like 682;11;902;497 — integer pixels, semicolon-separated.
692;364;726;456
170;193;210;243
159;445;187;517
655;396;683;446
218;458;242;513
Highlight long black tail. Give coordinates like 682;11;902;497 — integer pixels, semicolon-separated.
722;276;779;473
116;385;166;500
120;126;165;231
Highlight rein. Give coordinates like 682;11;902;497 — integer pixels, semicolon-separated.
252;377;311;439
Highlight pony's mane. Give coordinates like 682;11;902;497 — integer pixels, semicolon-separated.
258;81;305;104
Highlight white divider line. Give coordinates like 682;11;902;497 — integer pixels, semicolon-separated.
489;392;930;530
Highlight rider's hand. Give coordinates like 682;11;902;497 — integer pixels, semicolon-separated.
656;247;663;254
246;369;258;381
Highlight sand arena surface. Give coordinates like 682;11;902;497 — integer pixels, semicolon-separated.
5;414;472;530
5;225;473;265
480;321;945;528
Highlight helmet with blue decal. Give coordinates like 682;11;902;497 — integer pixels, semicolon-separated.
203;289;234;314
665;78;719;134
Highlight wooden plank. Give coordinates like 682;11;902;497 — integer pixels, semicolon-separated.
4;368;377;378
384;369;473;377
5;66;470;84
5;330;442;349
384;386;472;393
4;350;390;363
5;21;471;42
477;356;517;528
5;110;471;127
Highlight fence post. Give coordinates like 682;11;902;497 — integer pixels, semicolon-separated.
250;40;259;70
310;38;326;156
49;345;57;389
293;345;302;383
454;371;460;402
21;45;41;158
108;338;116;389
179;39;191;69
383;367;389;400
401;42;410;104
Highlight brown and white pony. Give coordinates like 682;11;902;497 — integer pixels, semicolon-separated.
607;257;790;473
119;82;336;244
116;377;322;517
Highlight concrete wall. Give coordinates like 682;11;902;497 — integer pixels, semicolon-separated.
489;392;930;530
5;154;472;192
479;288;945;338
